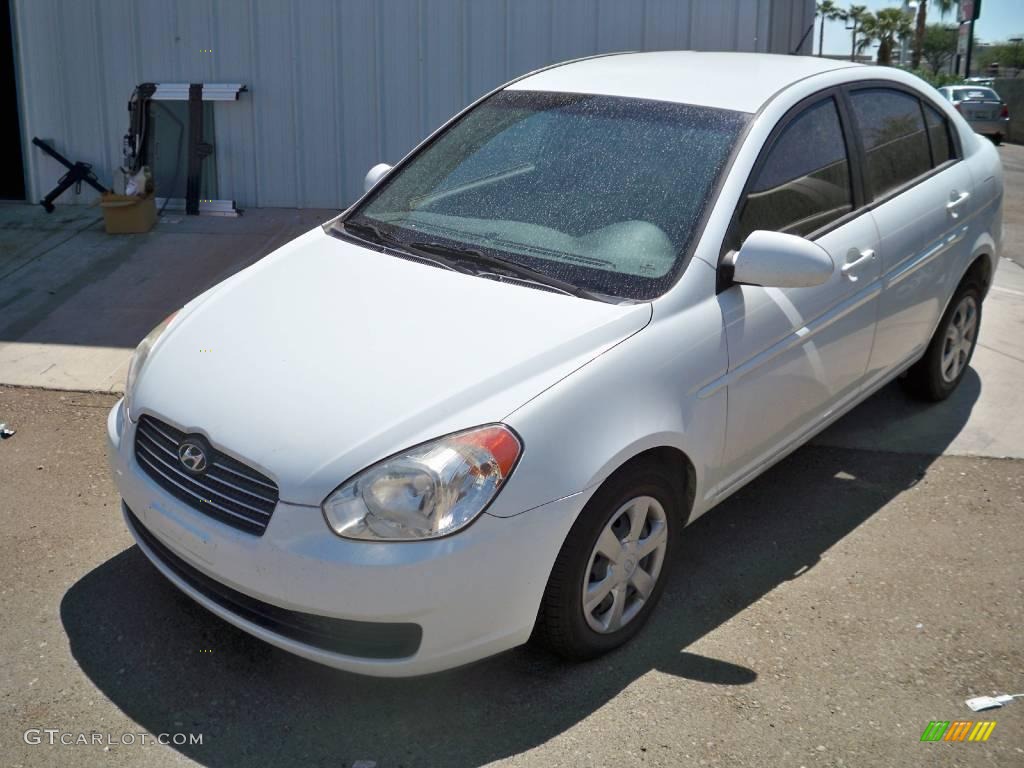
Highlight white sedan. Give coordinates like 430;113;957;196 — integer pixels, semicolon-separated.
107;51;1003;676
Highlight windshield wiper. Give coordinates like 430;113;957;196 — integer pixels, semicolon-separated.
408;241;604;301
334;220;470;274
336;218;400;247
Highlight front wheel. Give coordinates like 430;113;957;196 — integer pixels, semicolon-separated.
902;281;982;402
532;462;680;660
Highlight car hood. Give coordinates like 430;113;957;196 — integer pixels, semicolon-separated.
133;228;652;506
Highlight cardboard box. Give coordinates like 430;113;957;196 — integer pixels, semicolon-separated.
100;193;156;234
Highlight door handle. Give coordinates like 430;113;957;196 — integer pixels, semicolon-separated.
946;190;970;218
841;249;875;282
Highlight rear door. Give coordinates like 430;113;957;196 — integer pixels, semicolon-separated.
715;92;881;490
847;86;975;383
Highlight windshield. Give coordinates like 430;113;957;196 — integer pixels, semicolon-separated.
341;90;748;301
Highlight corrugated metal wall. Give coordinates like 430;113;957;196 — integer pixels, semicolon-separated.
12;0;815;209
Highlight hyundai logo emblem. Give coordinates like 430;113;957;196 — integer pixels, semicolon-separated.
178;441;208;474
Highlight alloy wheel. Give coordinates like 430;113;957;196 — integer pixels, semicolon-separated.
940;295;978;383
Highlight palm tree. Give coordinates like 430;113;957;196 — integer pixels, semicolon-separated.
873;7;914;66
912;1;958;70
855;11;878;59
817;0;847;56
846;4;869;61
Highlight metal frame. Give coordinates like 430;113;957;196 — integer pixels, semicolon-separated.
148;82;246;216
154;198;238;217
184;83;204;215
150;83;245;101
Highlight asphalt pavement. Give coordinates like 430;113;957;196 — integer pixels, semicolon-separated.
1;389;1020;768
1;145;1023;768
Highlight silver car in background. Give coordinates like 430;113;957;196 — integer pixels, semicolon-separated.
939;85;1010;144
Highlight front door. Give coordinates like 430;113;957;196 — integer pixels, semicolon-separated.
715;94;881;493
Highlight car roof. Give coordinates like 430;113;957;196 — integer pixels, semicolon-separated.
507;51;863;114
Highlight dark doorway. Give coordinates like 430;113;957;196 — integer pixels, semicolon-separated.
0;0;25;200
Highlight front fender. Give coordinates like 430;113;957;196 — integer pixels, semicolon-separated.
493;259;728;523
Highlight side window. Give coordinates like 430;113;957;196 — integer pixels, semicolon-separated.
850;88;931;198
922;102;955;166
736;97;852;244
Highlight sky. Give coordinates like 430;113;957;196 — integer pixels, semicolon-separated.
818;0;1024;56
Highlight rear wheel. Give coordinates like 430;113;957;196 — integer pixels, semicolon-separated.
902;280;982;402
991;133;1003;146
532;461;680;660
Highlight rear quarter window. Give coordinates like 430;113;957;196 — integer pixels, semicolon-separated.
922;102;955;166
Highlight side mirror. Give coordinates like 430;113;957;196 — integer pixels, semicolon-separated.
363;163;392;194
729;230;834;289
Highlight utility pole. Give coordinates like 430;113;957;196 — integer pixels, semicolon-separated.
964;18;975;76
900;1;918;67
959;0;982;78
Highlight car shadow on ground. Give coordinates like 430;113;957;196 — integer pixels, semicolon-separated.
60;371;980;767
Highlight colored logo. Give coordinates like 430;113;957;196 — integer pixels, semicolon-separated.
920;720;996;742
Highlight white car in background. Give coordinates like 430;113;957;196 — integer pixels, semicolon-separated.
107;52;1003;676
938;84;1011;145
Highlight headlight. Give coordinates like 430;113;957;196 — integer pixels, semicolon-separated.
322;425;522;541
124;312;178;420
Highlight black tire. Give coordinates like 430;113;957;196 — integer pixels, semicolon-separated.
991;133;1003;146
901;279;983;402
532;460;682;661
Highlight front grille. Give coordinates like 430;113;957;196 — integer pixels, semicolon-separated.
134;415;278;536
125;505;423;659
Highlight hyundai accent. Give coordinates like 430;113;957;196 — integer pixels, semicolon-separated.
107;52;1003;676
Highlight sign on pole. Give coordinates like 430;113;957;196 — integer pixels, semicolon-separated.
958;0;982;23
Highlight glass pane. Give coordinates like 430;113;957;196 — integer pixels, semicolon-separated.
355;90;748;301
851;89;931;198
953;87;998;101
200;103;218;201
922;103;953;166
738;97;852;242
147;101;218;201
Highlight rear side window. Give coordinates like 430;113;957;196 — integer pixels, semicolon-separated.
736;97;852;243
850;88;931;199
922;103;954;166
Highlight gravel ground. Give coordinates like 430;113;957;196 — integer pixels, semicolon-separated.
0;386;1021;767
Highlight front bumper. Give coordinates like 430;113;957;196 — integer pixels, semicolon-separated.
107;400;585;676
